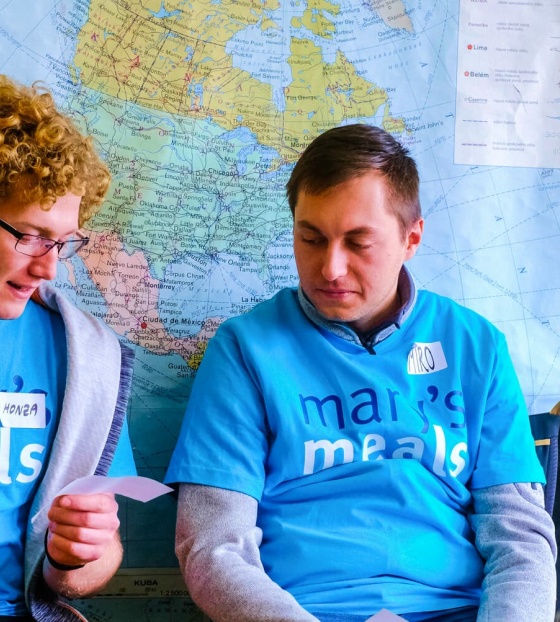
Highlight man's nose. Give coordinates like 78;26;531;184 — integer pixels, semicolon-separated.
321;244;348;281
29;248;59;281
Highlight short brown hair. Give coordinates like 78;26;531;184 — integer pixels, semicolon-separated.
286;124;421;233
0;74;111;226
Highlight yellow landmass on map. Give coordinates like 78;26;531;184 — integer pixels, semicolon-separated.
187;341;208;371
292;0;340;38
282;38;389;154
73;0;404;162
382;106;407;134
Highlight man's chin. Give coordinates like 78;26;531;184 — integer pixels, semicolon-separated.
0;298;29;320
313;304;354;324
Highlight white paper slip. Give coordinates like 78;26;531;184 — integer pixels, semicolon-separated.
365;609;408;622
31;475;173;524
57;475;173;502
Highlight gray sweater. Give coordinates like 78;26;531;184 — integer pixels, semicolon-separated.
175;481;556;621
24;284;134;622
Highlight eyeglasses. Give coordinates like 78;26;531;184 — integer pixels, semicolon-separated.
0;218;89;259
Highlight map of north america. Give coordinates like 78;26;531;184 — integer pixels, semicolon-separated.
1;0;559;618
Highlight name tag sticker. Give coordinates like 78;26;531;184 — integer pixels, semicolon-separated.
407;341;448;375
0;393;46;428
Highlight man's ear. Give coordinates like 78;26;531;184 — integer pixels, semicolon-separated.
404;218;424;260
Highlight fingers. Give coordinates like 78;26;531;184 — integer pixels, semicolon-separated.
46;494;120;567
50;493;118;516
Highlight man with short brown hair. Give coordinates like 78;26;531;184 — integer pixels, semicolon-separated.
167;124;555;622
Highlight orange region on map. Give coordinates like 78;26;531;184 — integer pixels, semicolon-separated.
73;0;405;161
80;230;219;370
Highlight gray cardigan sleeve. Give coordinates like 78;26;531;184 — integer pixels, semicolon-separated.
176;483;319;622
177;482;557;622
470;482;557;622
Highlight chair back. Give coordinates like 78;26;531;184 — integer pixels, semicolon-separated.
530;402;560;515
530;402;560;616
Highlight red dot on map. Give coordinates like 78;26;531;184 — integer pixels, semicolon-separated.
141;322;148;329
467;44;473;50
464;71;469;77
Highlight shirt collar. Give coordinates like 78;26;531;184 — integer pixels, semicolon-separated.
298;265;417;353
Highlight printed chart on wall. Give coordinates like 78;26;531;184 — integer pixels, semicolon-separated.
1;0;559;619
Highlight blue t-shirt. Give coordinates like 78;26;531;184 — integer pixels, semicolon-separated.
166;287;544;617
0;300;134;616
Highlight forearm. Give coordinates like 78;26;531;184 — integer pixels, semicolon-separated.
177;484;318;622
471;483;557;622
42;531;123;599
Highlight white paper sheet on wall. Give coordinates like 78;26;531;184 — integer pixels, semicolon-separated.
455;0;560;167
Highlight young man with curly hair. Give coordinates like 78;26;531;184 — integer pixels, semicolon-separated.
0;75;136;621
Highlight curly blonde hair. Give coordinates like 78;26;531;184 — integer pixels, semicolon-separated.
0;74;111;226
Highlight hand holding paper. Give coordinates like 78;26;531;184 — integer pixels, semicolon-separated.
43;476;173;570
33;475;173;525
46;492;121;569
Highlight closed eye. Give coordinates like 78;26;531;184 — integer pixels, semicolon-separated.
346;239;373;250
300;235;325;245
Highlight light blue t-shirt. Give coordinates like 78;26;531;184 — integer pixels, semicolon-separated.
0;300;134;616
166;287;544;617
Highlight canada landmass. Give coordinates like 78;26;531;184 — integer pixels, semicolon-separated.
72;0;407;162
63;0;413;360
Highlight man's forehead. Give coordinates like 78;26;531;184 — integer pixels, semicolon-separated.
295;219;381;235
0;191;82;235
294;175;395;222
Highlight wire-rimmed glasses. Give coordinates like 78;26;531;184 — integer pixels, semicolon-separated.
0;218;89;259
